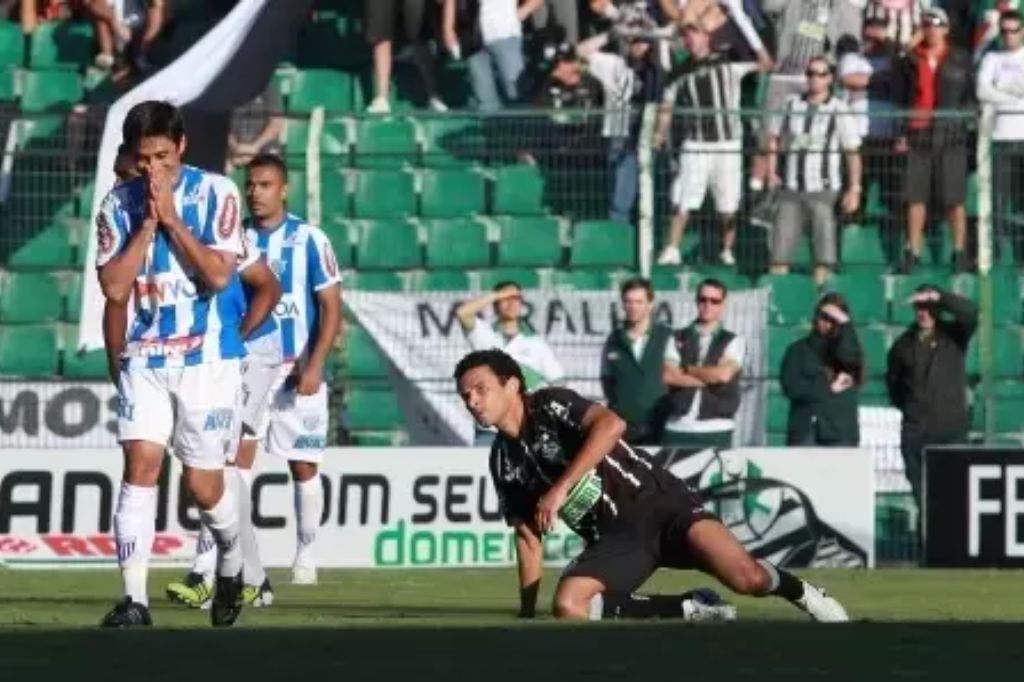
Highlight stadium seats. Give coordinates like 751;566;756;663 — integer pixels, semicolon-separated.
62;327;107;380
0;325;58;377
341;327;389;380
967;327;1023;378
478;268;541;290
570;220;636;268
343;271;404;291
412;269;471;291
351;170;416;219
65;272;83;322
952;271;1022;325
424;218;490;269
346;386;403;430
288;69;355;113
284;118;350;166
6;221;74;270
497;217;562;267
355;219;421;270
650;269;683;292
354;118;418;169
551;269;612;290
319;166;351;219
492;165;545;215
839;224;888;269
765;381;788;435
764;274;818;325
766;325;806;378
0;272;63;323
824;272;887;324
858;326;889;379
321;218;354;268
420;116;484;168
21;70;84;112
0;21;21;67
420;169;486;218
29;21;92;69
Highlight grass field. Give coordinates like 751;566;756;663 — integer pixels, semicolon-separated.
2;567;1024;680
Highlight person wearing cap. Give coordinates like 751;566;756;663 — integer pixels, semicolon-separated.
885;284;977;508
780;293;864;447
457;281;565;445
977;9;1024;260
893;6;975;274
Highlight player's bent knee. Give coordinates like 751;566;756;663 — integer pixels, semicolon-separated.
289;461;319;482
552;593;590;620
182;467;226;510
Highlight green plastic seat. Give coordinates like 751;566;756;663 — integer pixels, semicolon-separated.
420;116;484;168
29;21;92;69
412;270;471;291
7;221;74;270
0;67;14;101
952;271;1021;325
424;218;490;269
478;268;541;290
859;326;889;380
0;20;22;67
570;220;636;268
840;224;888;268
493;165;545;215
689;268;753;293
968;327;1023;378
62;326;108;379
284;117;350;165
21;69;84;112
65;272;83;322
891;274;951;325
766;325;807;379
420;169;485;218
985;382;1024;433
343;271;404;291
650;269;683;292
288;68;355;113
321;218;354;268
551;270;613;290
0;325;58;377
318;166;350;219
342;327;389;379
352;170;415;219
354;118;418;169
0;273;62;323
346;385;404;430
286;169;309;218
356;219;421;269
823;272;887;324
75;180;95;218
764;274;818;326
497;217;561;267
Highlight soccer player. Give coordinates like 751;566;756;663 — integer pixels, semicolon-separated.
96;101;250;627
454;349;850;622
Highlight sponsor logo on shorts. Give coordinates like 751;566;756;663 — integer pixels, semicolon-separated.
203;408;234;432
302;414;323;431
116;397;135;421
218;194;239;240
294;436;326;449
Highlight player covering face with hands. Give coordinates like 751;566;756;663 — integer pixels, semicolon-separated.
456;349;850;622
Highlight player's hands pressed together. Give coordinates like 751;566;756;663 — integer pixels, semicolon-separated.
535;483;568;533
149;169;179;228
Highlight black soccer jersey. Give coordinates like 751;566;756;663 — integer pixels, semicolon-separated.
488;387;663;543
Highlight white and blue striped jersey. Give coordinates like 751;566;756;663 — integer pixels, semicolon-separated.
95;165;246;369
243;214;341;365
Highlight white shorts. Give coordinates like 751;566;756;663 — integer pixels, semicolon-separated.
243;364;328;464
117;359;243;470
671;139;743;214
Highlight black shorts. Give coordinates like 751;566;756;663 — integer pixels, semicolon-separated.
561;468;717;593
364;0;427;45
904;131;967;207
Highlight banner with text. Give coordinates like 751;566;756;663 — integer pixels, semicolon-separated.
0;383;118;449
0;446;873;569
345;289;770;446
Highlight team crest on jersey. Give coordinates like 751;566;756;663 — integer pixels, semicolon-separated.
218;194;238;240
323;242;338;277
97;213;115;255
302;414;323;431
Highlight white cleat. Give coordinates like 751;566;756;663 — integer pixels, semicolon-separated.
795;582;849;622
682;588;737;622
656;246;681;266
291;565;318;586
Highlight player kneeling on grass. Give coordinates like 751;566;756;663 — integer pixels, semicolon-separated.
454;349;849;622
166;153;342;605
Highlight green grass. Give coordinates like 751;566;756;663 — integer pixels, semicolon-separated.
2;568;1024;680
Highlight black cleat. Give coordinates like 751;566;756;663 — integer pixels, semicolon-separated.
210;573;243;627
100;597;153;628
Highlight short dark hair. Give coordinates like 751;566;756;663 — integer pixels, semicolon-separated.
696;277;727;299
1001;10;1022;25
122;100;185;149
620;276;653;301
113;142;136;180
492;280;522;293
454;349;527;396
247;152;288;181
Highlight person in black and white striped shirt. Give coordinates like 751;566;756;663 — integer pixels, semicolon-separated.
767;55;862;284
654;20;769;266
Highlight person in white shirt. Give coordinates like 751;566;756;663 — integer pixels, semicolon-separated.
978;9;1024;259
443;0;543;111
456;280;565;444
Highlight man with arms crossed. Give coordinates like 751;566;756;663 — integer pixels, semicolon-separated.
455;349;849;622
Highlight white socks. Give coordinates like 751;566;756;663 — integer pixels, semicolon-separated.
198;484;242;579
235;467;266;586
114;482;157;606
191;524;217;580
293;476;323;568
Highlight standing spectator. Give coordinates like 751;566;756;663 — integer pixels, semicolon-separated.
975;1;1020;62
442;0;542;112
838;17;902;235
364;0;447;114
893;7;974;274
886;284;977;508
533;0;578;44
863;0;930;49
662;0;774;65
780;293;864;447
654;20;769;267
767;55;862;284
661;278;744;449
600;277;673;444
456;281;564;445
227;81;284;173
977;9;1024;258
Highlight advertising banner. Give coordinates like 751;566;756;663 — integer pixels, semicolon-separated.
0;446;874;569
924;446;1024;567
0;383;119;449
